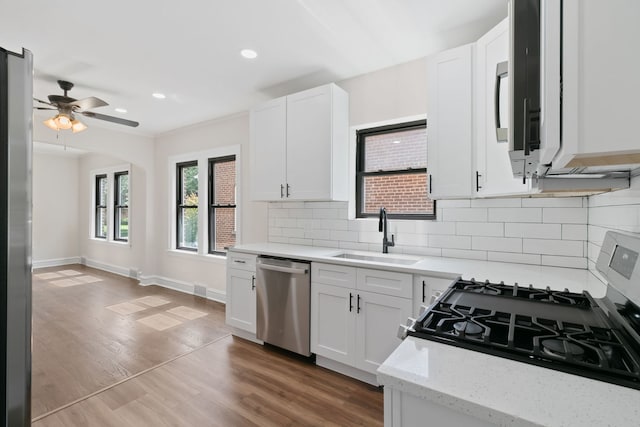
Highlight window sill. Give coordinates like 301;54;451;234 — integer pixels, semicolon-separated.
166;249;226;264
89;237;131;247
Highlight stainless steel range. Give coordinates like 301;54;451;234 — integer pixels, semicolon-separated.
400;231;640;390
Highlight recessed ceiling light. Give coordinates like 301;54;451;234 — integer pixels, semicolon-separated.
240;49;258;59
392;140;401;144
115;108;127;113
152;92;166;99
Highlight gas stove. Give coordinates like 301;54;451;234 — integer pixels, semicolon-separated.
401;231;640;391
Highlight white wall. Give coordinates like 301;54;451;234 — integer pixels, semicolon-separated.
33;123;155;277
32;149;80;266
151;113;268;295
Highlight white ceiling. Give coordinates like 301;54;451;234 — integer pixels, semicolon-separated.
1;0;506;136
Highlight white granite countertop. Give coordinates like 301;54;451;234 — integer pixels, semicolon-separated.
377;337;640;427
230;243;606;297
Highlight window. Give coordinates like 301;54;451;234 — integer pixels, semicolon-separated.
114;171;129;242
356;119;435;219
208;155;236;255
177;161;198;251
95;174;108;238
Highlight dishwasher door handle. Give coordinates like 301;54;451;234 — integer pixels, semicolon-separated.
258;264;308;275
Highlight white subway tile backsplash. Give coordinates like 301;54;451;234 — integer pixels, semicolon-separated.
282;228;305;238
429;235;472;250
442;208;488;222
521;197;585;208
401;246;442;257
442;249;488;261
275;218;299;228
288;238;312;246
472;237;522;252
542;208;587;224
523;239;583;257
267;193;599;269
312;209;339;219
457;222;504;237
330;230;358;242
437;200;471;208
541;255;588;269
504;223;561;239
488;252;541;266
488;208;541;223
415;221;456;235
562;224;587;241
471;198;522;208
289;208;313;219
304;229;331;240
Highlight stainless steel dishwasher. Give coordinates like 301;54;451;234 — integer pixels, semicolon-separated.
256;256;311;356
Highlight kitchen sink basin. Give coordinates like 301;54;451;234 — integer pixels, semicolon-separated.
331;253;420;265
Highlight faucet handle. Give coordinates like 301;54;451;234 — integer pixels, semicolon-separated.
389;234;395;247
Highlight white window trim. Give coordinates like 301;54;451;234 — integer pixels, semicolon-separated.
167;145;242;257
89;163;132;246
348;114;427;220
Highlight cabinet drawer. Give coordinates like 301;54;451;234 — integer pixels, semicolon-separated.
356;268;412;298
227;252;257;272
311;262;356;288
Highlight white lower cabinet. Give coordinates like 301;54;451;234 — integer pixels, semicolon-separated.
412;275;456;317
311;263;413;376
225;253;257;334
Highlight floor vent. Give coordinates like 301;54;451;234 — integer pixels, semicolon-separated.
194;284;207;298
129;268;139;279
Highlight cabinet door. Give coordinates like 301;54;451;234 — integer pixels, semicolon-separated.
225;268;256;333
427;44;474;199
311;282;356;365
475;19;530;197
355;291;412;374
412;275;455;317
286;85;333;200
250;97;286;200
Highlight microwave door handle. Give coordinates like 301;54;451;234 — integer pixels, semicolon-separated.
495;61;508;142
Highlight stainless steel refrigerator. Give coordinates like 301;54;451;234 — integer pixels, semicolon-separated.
1;47;33;426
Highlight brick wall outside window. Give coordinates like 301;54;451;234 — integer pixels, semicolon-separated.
211;159;236;252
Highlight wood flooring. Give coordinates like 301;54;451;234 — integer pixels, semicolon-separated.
32;265;383;426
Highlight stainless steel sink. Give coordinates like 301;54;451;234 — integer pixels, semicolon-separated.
331;253;419;265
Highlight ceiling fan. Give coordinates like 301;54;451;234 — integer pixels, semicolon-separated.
34;80;139;133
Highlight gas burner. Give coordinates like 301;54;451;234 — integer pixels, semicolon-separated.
453;321;484;336
462;279;502;295
541;339;585;360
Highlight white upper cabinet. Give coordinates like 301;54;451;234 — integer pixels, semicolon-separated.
427;44;474;199
250;83;349;201
249;97;287;200
475;18;530;197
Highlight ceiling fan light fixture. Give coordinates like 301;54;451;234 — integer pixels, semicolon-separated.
71;118;87;133
43;117;59;131
54;113;73;130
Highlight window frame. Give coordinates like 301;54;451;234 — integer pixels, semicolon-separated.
94;174;108;239
176;160;199;252
113;171;129;242
207;155;237;255
355;119;435;220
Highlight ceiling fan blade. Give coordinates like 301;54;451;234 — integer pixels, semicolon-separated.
34;107;57;110
69;96;108;111
34;97;53;106
81;111;139;127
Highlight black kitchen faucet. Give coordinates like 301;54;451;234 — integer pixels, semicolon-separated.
378;207;395;254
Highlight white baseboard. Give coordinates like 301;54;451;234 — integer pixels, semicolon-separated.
139;274;226;304
82;257;132;278
315;356;379;386
33;257;82;269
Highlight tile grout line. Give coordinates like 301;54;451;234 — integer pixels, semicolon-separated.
31;333;233;423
